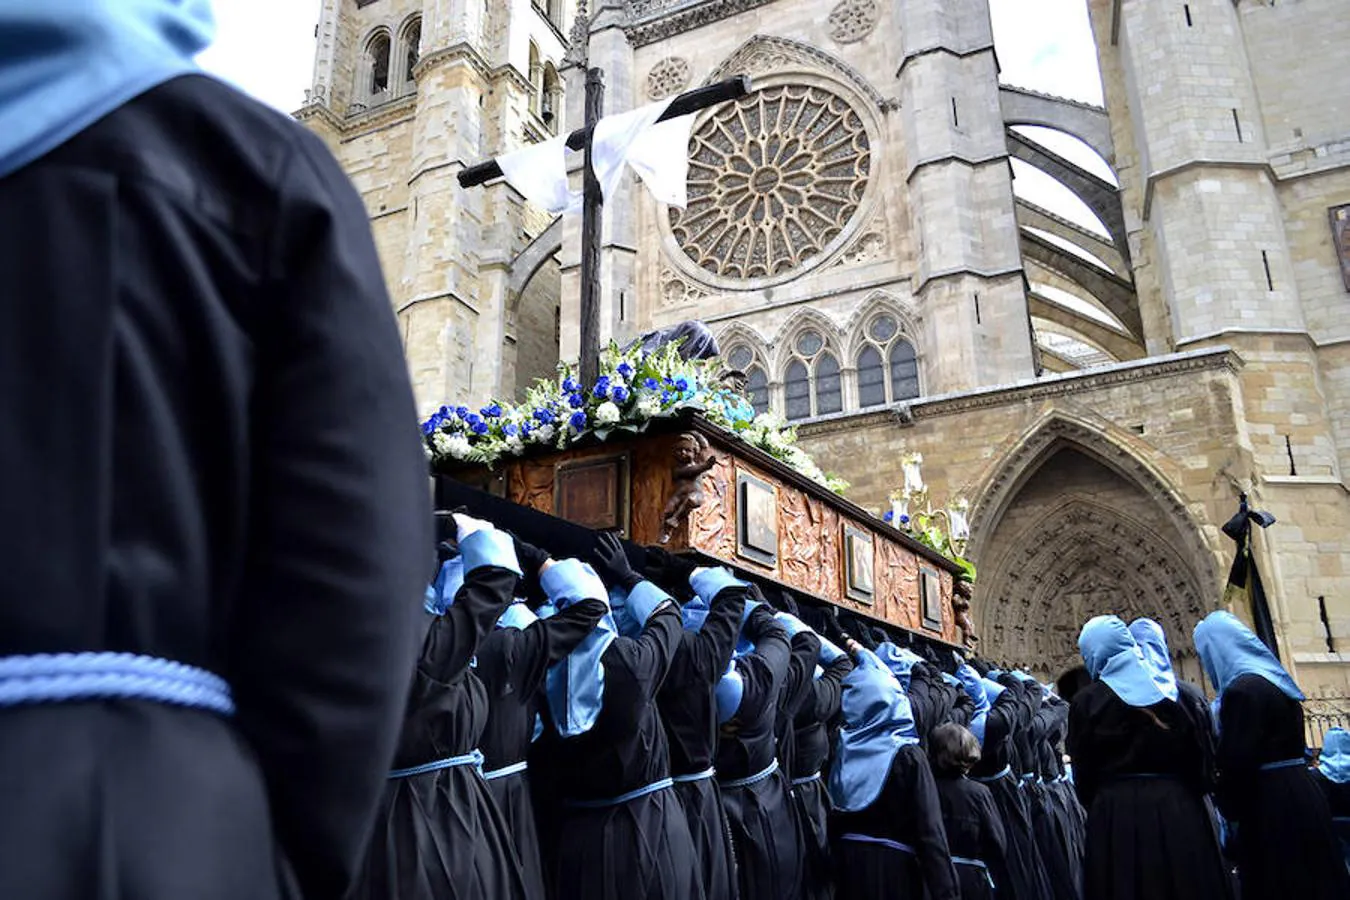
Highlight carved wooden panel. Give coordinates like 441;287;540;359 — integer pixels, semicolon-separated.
508;459;555;516
555;454;629;533
630;435;675;547
878;540;920;632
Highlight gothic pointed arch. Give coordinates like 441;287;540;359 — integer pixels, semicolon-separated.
966;410;1221;680
841;290;920;359
702;34;890;112
775;309;845;421
715;322;773;415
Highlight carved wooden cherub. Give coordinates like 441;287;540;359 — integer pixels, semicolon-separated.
953;588;979;649
659;431;717;544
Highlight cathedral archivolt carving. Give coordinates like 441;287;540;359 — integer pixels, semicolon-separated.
646;57;691;101
827;0;879;44
669;84;871;284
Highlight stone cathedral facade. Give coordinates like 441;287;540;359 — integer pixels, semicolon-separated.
299;0;1350;705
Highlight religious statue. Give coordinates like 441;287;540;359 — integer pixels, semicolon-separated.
659;431;717;544
953;586;979;649
626;320;721;362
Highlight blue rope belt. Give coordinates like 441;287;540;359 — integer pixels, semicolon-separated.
672;767;716;784
389;750;483;779
1259;758;1306;772
482;759;529;781
566;777;673;809
971;765;1012;784
791;771;822;787
721;758;779;789
0;652;233;715
953;855;996;889
840;833;915;855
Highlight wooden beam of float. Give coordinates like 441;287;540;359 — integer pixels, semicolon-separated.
435;414;972;648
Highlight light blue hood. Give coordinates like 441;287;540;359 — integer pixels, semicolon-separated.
0;1;216;177
827;648;919;813
1079;615;1177;707
1194;610;1303;704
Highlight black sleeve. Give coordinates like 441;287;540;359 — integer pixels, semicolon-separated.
735;608;791;720
950;684;975;728
977;788;1011;896
810;654;854;725
1066;693;1100;810
230;131;433;900
421;566;518;683
507;598;609;696
1214;678;1263;819
902;752;961;900
779;632;822;720
1180;683;1219;791
613;599;683;699
686;583;749;683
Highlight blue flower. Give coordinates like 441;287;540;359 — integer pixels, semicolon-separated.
422;417;438;435
899;514;911;526
592;376;612;398
481;403;503;419
617;362;634;379
521;422;533;436
661;391;673;404
471;421;490;436
503;423;520;437
674;378;690;393
438;405;451;418
611;385;629;403
465;413;482;426
643;377;660;390
569;410;588;431
455;406;470;419
882;510;894;523
534;408;556;424
568;393;585;409
562;377;580;393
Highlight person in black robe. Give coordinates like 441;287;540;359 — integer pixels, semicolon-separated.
713;585;803;900
828;642;959;900
473;538;608;900
353;517;529;900
931;723;1012;900
1068;615;1233;900
1194;611;1350;900
656;564;750;900
531;543;699;900
1311;727;1350;871
969;674;1054;900
1018;678;1080;900
0;8;431;899
791;638;854;900
1035;692;1086;898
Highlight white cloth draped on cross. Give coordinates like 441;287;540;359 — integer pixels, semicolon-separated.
493;98;697;215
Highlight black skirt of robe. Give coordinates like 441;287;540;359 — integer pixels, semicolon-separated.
1067;681;1232;900
674;776;737;900
533;603;699;900
831;744;960;900
974;770;1053;900
791;777;833;900
934;773;1011;900
1214;675;1350;900
0;75;433;900
790;653;852;900
721;771;802;900
351;567;529;900
1311;770;1350;871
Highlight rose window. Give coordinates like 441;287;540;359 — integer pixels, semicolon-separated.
670;84;871;283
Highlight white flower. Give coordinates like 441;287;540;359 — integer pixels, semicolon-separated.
505;435;524;454
636;395;662;418
445;433;473;460
533;424;555;444
596;401;621;425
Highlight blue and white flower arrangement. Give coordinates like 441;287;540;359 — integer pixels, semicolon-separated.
421;340;850;494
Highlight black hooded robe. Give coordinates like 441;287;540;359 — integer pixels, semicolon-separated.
352;562;529;900
969;689;1054;900
934;773;1012;900
791;652;854;900
1066;681;1233;900
715;606;802;900
1028;696;1081;900
532;600;700;900
1212;674;1350;900
830;744;961;900
656;582;749;900
474;599;608;900
1311;767;1350;871
0;74;432;900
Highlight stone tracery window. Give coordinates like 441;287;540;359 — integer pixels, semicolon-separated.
670;84;871;285
400;17;421;90
783;327;842;422
726;344;769;414
855;312;920;408
366;31;391;97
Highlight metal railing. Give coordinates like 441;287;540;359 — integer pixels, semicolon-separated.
1304;695;1350;749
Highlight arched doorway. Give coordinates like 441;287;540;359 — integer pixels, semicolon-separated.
970;417;1216;686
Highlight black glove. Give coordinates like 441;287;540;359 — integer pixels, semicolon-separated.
819;606;847;645
642;546;698;597
508;532;551;575
870;626;891;648
592;531;642;591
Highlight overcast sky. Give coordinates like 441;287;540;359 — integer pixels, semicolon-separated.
197;0;1109;231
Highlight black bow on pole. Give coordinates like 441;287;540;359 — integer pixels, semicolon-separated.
1222;492;1280;658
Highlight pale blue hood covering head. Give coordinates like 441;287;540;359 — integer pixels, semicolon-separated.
874;641;924;692
1193;610;1303;703
1128;618;1184;700
828;647;919;813
425;557;466;615
1318;728;1350;784
497;600;538;631
714;660;743;724
542;560;617;737
1079;615;1178;707
954;663;991;744
0;1;216;178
